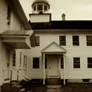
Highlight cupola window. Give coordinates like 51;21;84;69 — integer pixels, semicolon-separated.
37;4;43;11
34;5;36;11
44;5;47;11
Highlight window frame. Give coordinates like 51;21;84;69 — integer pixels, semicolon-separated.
33;57;40;68
72;36;79;46
73;57;80;68
86;36;92;46
59;36;66;46
12;51;16;66
35;36;40;46
88;57;92;68
61;55;64;69
37;4;43;11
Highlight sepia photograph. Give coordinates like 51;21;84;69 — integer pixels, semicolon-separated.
1;0;92;92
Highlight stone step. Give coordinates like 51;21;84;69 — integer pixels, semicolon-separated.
46;78;61;85
46;85;62;92
47;88;62;92
46;85;62;88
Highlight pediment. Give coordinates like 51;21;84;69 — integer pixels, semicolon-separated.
41;41;66;53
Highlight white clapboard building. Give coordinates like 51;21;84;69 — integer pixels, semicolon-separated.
0;0;33;88
29;0;92;85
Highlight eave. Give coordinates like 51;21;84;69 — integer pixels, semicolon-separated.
0;30;33;49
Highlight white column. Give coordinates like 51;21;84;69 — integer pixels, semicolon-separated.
63;53;66;85
42;53;45;85
59;55;61;78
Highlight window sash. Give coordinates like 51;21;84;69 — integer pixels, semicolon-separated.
35;36;40;46
59;36;66;46
73;36;79;46
12;51;16;66
87;36;92;46
73;58;80;68
88;58;92;68
37;4;43;10
33;58;39;68
61;56;64;69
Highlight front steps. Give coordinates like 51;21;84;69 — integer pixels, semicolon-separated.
46;85;62;92
46;78;63;92
46;78;61;85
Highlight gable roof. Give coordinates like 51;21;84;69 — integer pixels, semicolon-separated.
41;41;66;53
7;0;31;30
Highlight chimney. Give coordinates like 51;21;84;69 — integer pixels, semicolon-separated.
62;13;66;21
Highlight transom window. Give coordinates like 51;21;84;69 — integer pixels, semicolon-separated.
73;36;79;46
59;36;66;46
73;57;80;68
33;57;39;68
88;58;92;68
86;36;92;46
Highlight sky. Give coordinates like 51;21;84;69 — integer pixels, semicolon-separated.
19;0;92;20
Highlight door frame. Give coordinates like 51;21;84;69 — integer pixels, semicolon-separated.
45;54;61;78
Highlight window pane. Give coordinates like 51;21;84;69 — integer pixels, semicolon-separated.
12;51;16;66
73;36;79;46
23;55;27;68
87;36;92;46
35;36;40;46
73;57;80;68
88;58;92;68
59;36;66;46
61;55;64;68
44;5;47;11
37;5;42;10
34;6;36;11
33;58;39;68
45;57;47;69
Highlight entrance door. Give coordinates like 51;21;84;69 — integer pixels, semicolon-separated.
47;55;59;78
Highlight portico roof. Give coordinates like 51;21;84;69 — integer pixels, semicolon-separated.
0;30;33;49
41;41;66;54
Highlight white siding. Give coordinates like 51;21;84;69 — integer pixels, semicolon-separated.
28;30;92;80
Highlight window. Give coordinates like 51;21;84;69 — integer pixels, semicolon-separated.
37;4;43;10
45;57;47;69
12;51;16;66
44;5;47;11
88;58;92;68
33;57;39;68
87;36;92;46
20;52;22;67
34;5;36;11
35;36;40;46
61;55;64;69
73;57;80;68
82;79;89;82
7;5;11;25
23;55;27;68
73;36;79;46
59;36;66;46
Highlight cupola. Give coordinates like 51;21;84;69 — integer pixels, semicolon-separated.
32;0;50;14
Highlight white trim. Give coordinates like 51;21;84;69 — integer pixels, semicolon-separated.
41;41;67;53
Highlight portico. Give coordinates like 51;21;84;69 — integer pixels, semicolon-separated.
41;41;66;85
